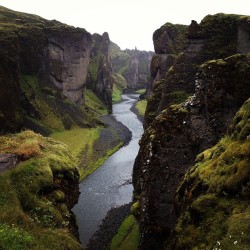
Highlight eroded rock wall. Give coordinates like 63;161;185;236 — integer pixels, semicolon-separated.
133;13;250;249
146;23;188;98
237;16;250;55
47;30;91;105
110;43;153;90
87;32;113;113
0;31;22;132
0;6;92;132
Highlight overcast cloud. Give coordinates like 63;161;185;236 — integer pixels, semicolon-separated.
0;0;249;51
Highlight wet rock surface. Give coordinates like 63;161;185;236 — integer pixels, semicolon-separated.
86;203;132;250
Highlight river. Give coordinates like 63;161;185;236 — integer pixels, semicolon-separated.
72;94;143;247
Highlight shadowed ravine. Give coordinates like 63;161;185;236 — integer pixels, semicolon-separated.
72;94;143;247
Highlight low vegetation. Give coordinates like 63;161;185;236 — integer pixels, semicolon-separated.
135;89;146;95
0;130;81;250
135;100;147;117
51;126;101;163
112;84;123;103
110;215;139;250
112;73;128;103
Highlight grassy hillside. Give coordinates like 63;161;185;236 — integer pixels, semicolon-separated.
0;130;81;250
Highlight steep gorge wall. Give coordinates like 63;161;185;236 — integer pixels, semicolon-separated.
0;6;93;133
87;32;113;113
46;29;91;105
110;43;153;90
133;13;250;249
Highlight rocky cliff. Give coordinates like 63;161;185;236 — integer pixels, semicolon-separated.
133;13;250;249
87;32;113;113
169;97;250;249
110;42;153;90
0;6;95;133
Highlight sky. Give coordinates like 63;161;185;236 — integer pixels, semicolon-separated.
0;0;250;51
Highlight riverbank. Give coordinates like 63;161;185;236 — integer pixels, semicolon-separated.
78;114;132;180
80;95;145;250
86;203;132;249
73;94;143;248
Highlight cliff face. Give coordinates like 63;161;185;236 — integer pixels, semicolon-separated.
0;6;105;133
110;43;153;90
87;32;113;113
146;23;188;118
0;29;21;132
237;16;250;54
46;29;91;105
171;98;250;249
0;130;82;249
133;13;250;249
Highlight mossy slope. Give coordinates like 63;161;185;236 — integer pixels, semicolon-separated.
170;98;250;249
0;130;81;249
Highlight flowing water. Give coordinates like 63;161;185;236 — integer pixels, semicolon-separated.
72;94;143;246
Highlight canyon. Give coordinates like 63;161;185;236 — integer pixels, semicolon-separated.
0;4;249;250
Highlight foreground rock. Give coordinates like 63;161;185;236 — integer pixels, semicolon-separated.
133;13;250;249
0;154;18;172
0;130;82;249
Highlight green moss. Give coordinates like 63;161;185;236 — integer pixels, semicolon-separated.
80;142;123;180
135;89;146;94
51;126;101;161
170;104;188;114
88;61;99;82
172;98;250;250
85;89;108;115
0;130;81;250
135;100;147;116
130;201;140;216
110;215;139;250
0;224;33;250
199;13;240;57
167;91;191;105
20;75;64;131
112;84;123;103
112;73;128;103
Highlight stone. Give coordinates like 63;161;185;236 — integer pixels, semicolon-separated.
133;13;250;249
0;154;18;172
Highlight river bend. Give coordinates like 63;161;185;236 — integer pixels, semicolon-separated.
72;94;143;246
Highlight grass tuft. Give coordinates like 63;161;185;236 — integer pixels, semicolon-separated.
110;215;139;250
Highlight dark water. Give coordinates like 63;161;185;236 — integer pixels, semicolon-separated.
72;94;143;246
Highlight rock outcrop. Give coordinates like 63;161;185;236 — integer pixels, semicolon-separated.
0;130;82;249
170;98;250;249
237;16;250;55
110;43;153;90
133;13;250;249
0;6;106;133
87;32;113;113
147;23;188;104
0;154;18;172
